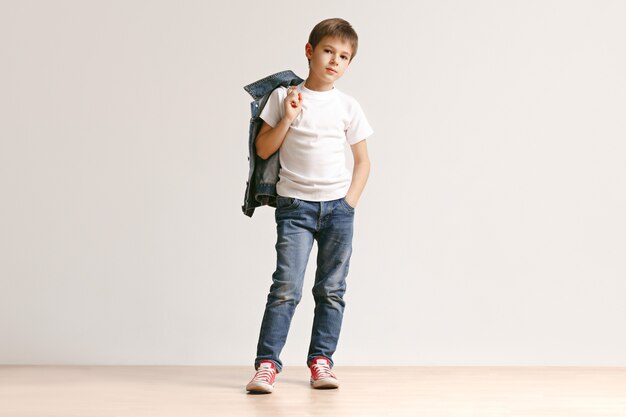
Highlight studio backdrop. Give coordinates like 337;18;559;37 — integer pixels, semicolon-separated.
1;0;624;366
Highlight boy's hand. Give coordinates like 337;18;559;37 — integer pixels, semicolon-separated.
284;86;303;122
344;195;357;209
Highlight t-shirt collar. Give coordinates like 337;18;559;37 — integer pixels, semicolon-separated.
298;81;338;99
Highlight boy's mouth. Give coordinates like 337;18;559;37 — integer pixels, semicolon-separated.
326;68;337;74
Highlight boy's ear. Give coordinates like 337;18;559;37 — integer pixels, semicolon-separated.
305;42;313;59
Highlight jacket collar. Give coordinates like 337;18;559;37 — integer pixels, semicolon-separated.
244;70;303;100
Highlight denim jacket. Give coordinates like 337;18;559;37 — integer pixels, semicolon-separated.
242;70;304;217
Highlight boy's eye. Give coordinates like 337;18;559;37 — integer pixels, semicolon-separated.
323;49;349;61
324;49;349;60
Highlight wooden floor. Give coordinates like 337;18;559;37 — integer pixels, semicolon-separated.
1;366;625;416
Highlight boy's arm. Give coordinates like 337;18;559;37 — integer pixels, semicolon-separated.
256;86;303;160
255;119;292;160
345;139;371;209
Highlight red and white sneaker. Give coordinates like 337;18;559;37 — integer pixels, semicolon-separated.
246;360;277;393
309;356;339;389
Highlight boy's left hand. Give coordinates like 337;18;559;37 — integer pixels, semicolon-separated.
344;195;357;209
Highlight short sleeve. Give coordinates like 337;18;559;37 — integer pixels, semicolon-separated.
345;99;374;145
259;87;285;128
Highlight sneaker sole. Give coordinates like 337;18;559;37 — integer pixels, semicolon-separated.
246;382;274;393
310;378;339;389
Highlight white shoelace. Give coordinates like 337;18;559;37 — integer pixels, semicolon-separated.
311;363;334;379
252;368;274;383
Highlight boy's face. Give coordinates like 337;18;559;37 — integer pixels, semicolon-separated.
305;36;353;83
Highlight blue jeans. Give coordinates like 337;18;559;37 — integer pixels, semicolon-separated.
254;195;355;373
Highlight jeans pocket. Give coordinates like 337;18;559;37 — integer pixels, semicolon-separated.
341;197;355;211
276;195;300;210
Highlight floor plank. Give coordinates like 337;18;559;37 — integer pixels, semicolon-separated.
1;366;625;416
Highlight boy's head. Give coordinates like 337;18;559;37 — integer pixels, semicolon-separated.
305;18;358;82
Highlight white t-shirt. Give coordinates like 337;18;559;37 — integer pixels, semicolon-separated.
259;80;374;201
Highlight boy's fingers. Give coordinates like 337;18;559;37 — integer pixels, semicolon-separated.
285;87;300;108
286;87;301;108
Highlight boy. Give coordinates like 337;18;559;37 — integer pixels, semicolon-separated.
246;18;373;393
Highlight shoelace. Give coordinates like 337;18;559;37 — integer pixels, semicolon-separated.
251;368;274;383
311;363;335;379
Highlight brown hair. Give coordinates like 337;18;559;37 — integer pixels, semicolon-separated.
307;18;358;66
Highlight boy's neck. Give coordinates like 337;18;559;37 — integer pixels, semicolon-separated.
304;76;334;92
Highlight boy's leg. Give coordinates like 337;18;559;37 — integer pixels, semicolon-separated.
306;197;355;368
254;196;316;373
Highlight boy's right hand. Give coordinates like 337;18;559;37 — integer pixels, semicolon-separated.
284;86;303;123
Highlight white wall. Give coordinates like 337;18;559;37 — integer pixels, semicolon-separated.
1;0;624;366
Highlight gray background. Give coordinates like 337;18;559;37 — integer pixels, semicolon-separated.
1;0;625;366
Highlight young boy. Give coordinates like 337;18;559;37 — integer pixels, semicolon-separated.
246;18;373;393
